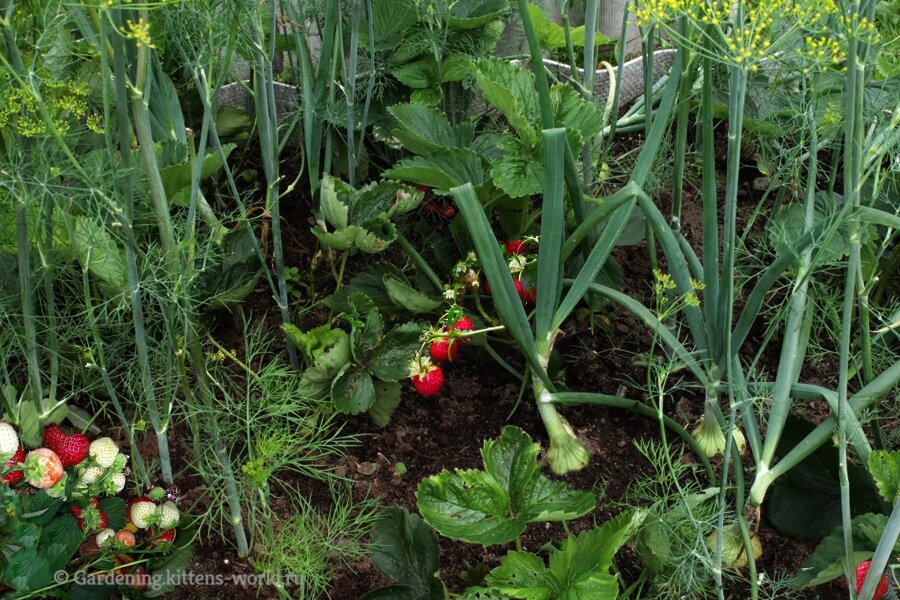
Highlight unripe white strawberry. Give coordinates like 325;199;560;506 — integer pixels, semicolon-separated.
109;472;126;493
0;422;18;459
157;501;180;529
96;528;115;547
80;466;103;484
46;472;68;499
130;501;157;529
88;437;119;468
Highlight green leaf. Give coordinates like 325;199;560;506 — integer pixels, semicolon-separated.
3;547;50;592
355;219;399;253
16;395;41;448
385;277;442;313
868;450;900;503
633;512;670;573
352;308;386;361
20;491;62;524
768;416;884;540
325;263;408;314
486;518;632;600
767;193;849;263
389;103;475;155
283;324;346;364
298;333;352;400
392;59;437;89
475;59;539;147
547;511;638;585
312;224;363;251
441;54;475;82
351;180;420;224
792;513;892;588
487;551;556;600
491;142;544;198
360;0;418;52
72;216;127;293
370;322;424;381
552;85;605;150
366;506;443;600
70;582;119;600
447;0;508;29
416;426;595;545
99;496;126;531
384;149;486;191
159;144;235;206
193;225;262;310
411;87;443;106
527;4;614;49
332;367;376;414
370;380;403;427
321;174;352;229
40;515;81;574
145;522;195;597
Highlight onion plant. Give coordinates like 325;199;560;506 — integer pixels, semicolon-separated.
457;2;899;598
453;0;687;475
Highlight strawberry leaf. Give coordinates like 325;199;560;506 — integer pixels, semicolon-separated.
363;506;444;600
388;103;475;155
369;322;424;382
384;278;442;314
486;515;636;600
868;450;900;503
792;513;891;588
369;380;402;428
331;367;376;415
416;426;595;546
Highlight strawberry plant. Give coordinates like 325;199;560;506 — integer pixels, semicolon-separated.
313;176;424;255
296;293;422;426
0;422;191;597
416;426;596;545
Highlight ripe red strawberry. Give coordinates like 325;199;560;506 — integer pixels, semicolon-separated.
409;357;444;397
42;424;67;448
441;205;457;219
422;201;440;214
854;561;889;600
148;528;176;549
429;338;459;363
43;425;90;467
505;239;526;255
412;367;443;397
56;434;89;467
515;280;537;305
1;447;26;485
449;316;474;335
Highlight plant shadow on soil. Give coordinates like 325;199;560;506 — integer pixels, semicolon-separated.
161;143;847;600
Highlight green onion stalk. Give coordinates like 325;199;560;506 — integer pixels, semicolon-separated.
128;11;183;483
836;0;877;592
283;0;341;206
251;0;300;371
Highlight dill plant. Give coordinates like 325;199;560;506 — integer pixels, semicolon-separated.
253;483;380;600
190;319;362;557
